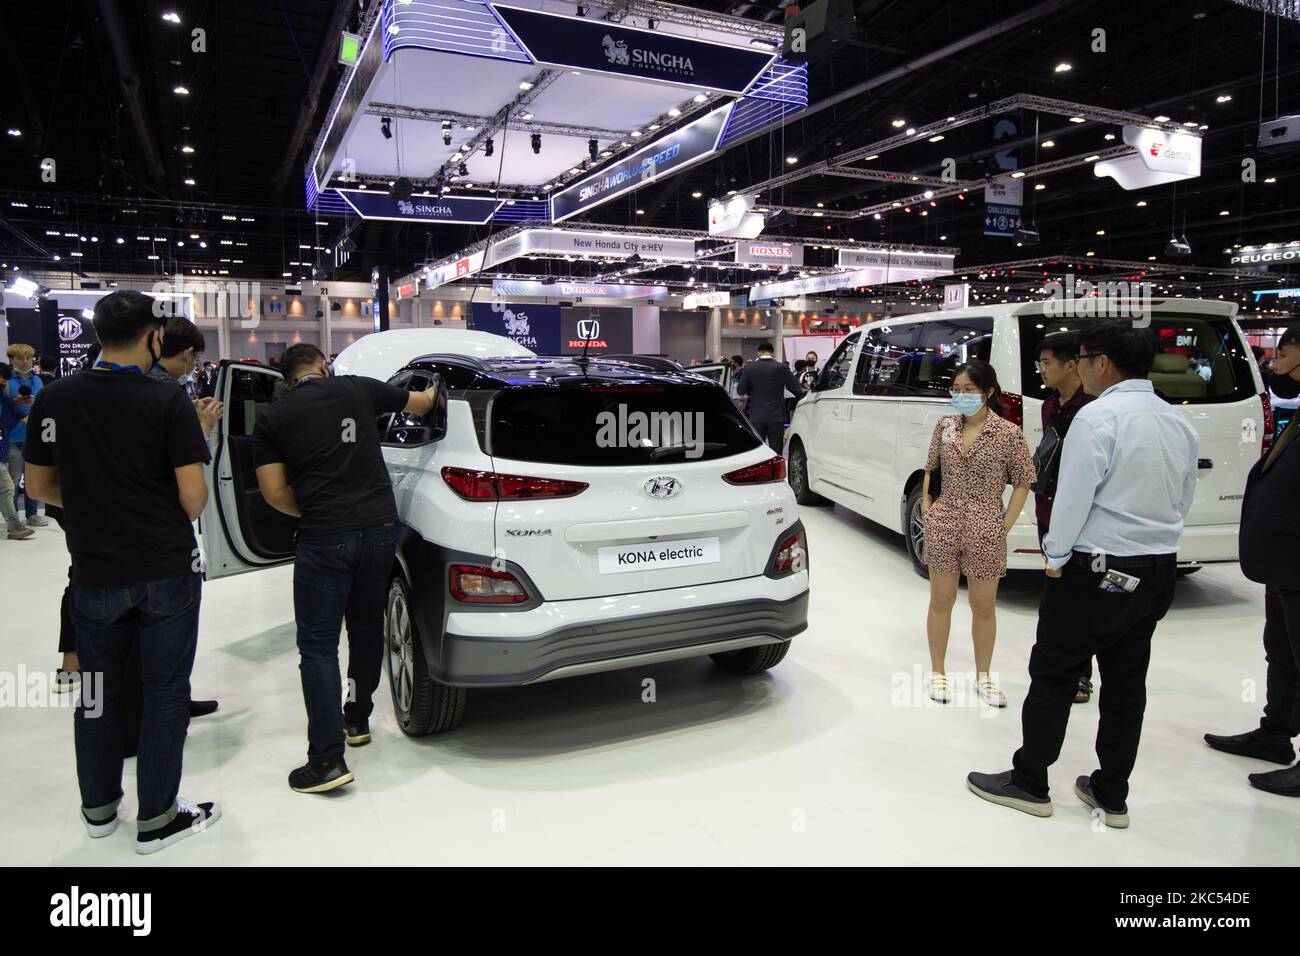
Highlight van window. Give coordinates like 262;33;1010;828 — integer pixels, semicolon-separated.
815;335;857;391
855;318;994;396
1019;315;1257;405
489;382;763;466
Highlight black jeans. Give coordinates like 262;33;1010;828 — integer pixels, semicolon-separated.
1260;585;1300;742
293;525;399;762
70;572;201;832
1012;555;1177;808
1037;526;1093;683
753;420;785;452
61;579;144;756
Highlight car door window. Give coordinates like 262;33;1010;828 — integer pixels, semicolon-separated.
815;336;857;391
861;324;919;396
905;318;995;397
382;371;437;446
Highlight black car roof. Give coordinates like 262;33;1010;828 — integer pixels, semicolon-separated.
407;354;716;389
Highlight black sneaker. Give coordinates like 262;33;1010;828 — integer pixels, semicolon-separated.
289;755;354;793
1248;763;1300;797
344;716;371;747
966;770;1053;817
1204;729;1295;765
188;699;219;718
82;808;118;839
135;799;220;855
1074;775;1130;828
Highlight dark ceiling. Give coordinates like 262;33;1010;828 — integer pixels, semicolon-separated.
1;0;1297;292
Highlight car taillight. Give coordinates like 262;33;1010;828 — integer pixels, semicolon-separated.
1261;392;1274;457
441;466;588;501
769;528;808;576
723;455;787;485
999;391;1023;427
449;564;529;604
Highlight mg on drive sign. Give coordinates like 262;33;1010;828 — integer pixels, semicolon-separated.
733;241;804;266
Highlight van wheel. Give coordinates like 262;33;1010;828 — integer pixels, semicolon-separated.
903;485;930;579
787;442;827;506
385;576;466;735
710;641;791;675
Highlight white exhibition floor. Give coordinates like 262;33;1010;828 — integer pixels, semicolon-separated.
2;507;1296;867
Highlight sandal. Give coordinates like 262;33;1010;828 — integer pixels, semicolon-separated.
1073;678;1093;704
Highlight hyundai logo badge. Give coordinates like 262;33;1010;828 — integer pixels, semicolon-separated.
577;318;600;340
643;475;682;499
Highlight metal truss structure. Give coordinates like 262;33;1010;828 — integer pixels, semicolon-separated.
365;103;630;141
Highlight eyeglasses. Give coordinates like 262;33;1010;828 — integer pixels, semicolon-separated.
949;387;983;396
1075;352;1106;363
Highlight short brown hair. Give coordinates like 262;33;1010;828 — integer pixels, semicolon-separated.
6;343;35;360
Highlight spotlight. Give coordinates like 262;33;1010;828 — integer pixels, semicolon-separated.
531;132;542;154
173;85;189;96
485;137;494;157
1166;235;1192;258
441;121;452;147
390;176;413;201
576;4;586;16
458;163;469;177
589;139;598;161
380;117;392;140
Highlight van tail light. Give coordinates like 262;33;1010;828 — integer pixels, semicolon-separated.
449;564;529;604
768;527;808;577
723;455;787;485
441;466;588;501
999;391;1023;427
1261;392;1274;457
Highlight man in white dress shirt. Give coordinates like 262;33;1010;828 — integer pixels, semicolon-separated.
967;320;1199;828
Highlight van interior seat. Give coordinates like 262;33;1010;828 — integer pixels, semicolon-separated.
1148;352;1206;398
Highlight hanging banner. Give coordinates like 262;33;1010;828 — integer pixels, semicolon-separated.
1095;126;1202;190
470;302;561;353
834;249;955;277
424;250;487;289
942;284;971;310
734;241;804;266
682;290;731;309
550;106;732;222
337;189;503;224
485;228;697;266
491;280;667;299
490;5;776;93
709;194;764;238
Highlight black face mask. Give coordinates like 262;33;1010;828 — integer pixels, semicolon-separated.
147;330;162;369
1271;368;1300;400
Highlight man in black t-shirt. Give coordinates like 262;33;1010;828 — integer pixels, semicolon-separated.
24;289;220;854
253;343;440;794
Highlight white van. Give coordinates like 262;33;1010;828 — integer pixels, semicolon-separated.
786;299;1270;576
197;330;809;733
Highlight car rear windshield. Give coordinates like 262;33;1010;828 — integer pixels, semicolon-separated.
1019;313;1258;404
489;383;763;466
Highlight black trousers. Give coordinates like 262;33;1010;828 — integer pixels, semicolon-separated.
753;420;785;452
59;578;142;756
1037;526;1093;683
1012;555;1178;808
1260;585;1300;740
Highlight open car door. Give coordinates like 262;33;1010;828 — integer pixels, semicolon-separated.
199;361;297;579
690;361;732;391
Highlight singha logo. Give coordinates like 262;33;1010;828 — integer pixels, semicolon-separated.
503;309;531;337
397;200;415;215
602;34;629;65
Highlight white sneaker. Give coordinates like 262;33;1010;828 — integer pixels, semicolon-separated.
929;673;952;704
977;674;1007;708
26;514;50;527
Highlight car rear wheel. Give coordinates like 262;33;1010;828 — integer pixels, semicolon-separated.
787;441;828;506
710;640;791;675
903;485;930;579
385;575;466;735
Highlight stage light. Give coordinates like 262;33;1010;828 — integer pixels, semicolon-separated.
173;85;189;95
441;121;452;146
531;132;541;154
693;93;707;103
589;139;598;161
691;191;702;198
1054;62;1071;73
184;177;196;186
668;107;681;117
520;111;534;120
5;128;20;137
576;4;586;16
484;138;494;157
519;80;534;91
458;163;469;177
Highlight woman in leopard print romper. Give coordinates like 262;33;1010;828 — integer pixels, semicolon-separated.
922;360;1035;708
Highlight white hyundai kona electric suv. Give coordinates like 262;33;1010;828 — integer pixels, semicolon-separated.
199;329;809;734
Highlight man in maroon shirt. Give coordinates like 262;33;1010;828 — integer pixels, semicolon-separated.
1033;331;1094;703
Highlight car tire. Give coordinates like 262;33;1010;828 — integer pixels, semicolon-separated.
709;640;791;675
903;484;930;579
787;441;828;506
385;575;466;735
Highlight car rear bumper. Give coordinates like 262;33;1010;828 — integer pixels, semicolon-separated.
438;572;809;686
1004;522;1240;569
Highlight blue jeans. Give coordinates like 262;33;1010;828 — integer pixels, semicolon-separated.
9;443;39;518
293;525;399;762
71;572;201;832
